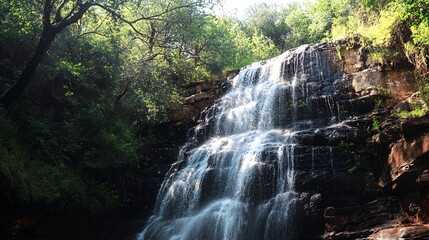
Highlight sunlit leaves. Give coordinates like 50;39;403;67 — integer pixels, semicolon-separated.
242;3;288;51
0;1;41;40
411;22;429;46
57;60;86;79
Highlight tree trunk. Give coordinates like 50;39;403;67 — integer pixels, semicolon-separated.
0;26;57;108
113;79;132;113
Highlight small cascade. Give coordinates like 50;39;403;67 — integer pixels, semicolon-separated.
137;44;357;240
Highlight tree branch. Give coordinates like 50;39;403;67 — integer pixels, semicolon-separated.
113;78;133;113
61;0;79;22
70;2;199;43
92;2;197;24
145;52;161;62
78;31;109;38
55;0;68;23
43;0;53;26
78;14;108;37
54;1;93;31
131;3;197;23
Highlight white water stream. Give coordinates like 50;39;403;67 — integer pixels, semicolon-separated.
137;44;340;240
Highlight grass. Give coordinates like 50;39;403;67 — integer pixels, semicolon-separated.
394;108;428;118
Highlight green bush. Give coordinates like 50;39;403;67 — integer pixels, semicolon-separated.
83;125;139;169
411;22;429;46
0;109;119;213
23;117;81;164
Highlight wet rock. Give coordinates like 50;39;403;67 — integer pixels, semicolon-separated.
368;224;429;240
168;79;231;123
324;198;403;236
401;117;429;138
351;69;384;96
293;192;325;239
147;36;429;240
386;133;429;191
183;95;196;104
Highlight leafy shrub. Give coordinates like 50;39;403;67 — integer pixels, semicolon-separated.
411;22;429;46
23;117;81;164
0;108;119;213
83;129;138;169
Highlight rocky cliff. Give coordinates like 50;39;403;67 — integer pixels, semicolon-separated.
167;72;236;124
158;35;429;239
314;36;429;240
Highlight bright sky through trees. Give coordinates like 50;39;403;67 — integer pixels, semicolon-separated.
219;0;298;19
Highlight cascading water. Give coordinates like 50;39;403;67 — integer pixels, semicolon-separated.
137;44;349;240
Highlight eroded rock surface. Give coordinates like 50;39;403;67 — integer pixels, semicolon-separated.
167;71;236;123
154;36;429;239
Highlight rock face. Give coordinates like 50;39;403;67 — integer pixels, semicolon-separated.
146;35;429;239
314;36;429;239
167;73;236;123
369;224;429;239
388;133;429;190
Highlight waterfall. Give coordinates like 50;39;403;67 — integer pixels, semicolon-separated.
137;44;346;240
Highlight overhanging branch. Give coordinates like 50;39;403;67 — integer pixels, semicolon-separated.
55;0;68;22
92;2;198;24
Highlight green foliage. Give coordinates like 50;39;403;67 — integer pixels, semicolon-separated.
418;80;429;104
24;161;119;213
0;109;118;212
295;99;308;109
0;0;146;212
307;0;335;41
347;165;358;174
236;0;426;51
336;45;342;60
24;117;80;164
172;15;279;79
362;0;390;10
411;22;429;46
368;48;391;64
373;85;392;95
395;0;429;26
393;79;429;118
241;2;329;51
242;3;289;51
283;3;314;49
370;116;381;133
0;109;31;202
329;2;398;44
83;122;139;169
375;98;383;108
283;99;308;114
395;108;427;118
338;140;360;173
57;61;87;79
338;140;355;148
299;0;428;53
0;1;41;40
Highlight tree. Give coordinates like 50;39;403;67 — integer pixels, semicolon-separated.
0;0;205;108
242;3;289;51
283;3;314;49
239;2;332;52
